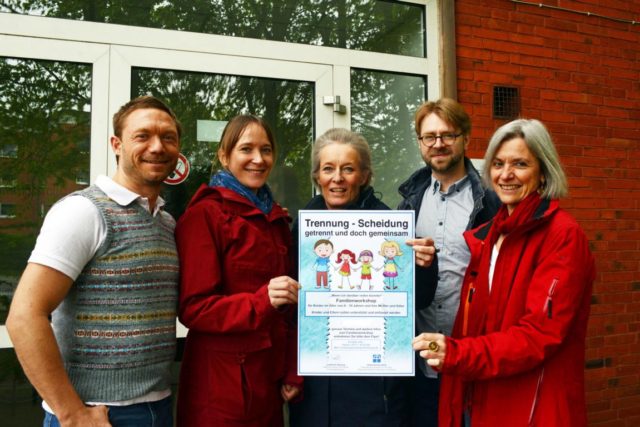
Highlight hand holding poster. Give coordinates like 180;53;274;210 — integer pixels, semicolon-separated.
297;210;415;376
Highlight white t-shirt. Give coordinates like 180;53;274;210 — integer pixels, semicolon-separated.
489;245;499;293
30;175;171;413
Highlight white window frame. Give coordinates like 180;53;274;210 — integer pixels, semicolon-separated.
0;0;442;347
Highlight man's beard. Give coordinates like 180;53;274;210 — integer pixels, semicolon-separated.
428;150;464;173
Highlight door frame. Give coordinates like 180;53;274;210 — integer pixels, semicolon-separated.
107;45;335;176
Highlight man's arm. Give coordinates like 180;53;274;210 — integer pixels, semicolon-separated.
6;263;110;427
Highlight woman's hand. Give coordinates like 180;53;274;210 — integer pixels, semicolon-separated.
406;237;436;268
281;384;301;402
413;332;446;370
268;276;301;308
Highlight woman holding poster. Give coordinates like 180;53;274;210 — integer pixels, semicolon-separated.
175;115;302;426
289;128;412;427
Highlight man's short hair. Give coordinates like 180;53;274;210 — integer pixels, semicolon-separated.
112;95;182;138
414;97;471;137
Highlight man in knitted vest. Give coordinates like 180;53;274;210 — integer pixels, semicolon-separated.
7;96;181;427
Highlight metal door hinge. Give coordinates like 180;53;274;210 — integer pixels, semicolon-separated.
323;95;347;114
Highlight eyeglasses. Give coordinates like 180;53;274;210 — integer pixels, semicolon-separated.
418;133;462;147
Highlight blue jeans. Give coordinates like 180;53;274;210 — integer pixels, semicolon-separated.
43;396;173;427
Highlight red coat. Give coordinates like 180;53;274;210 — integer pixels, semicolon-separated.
438;199;595;427
175;185;301;426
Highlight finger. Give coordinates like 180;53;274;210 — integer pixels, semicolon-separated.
417;332;437;340
273;285;298;298
413;244;436;255
269;281;296;292
269;291;294;302
270;292;296;306
427;358;441;367
412;333;429;344
419;346;440;357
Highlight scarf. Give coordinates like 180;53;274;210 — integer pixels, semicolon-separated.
466;191;545;337
209;170;274;214
492;192;543;237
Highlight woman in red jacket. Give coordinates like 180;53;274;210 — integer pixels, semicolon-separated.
176;115;302;426
413;119;595;427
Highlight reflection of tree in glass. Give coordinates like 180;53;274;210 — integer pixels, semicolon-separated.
0;0;424;57
0;57;91;228
131;68;313;220
0;56;91;334
351;69;426;208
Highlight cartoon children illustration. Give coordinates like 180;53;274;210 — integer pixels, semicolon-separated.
313;239;334;288
379;240;403;290
354;250;375;290
334;249;357;289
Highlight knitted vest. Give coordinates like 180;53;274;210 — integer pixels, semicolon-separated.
51;185;179;402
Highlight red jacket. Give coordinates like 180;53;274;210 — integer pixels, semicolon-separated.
438;199;595;427
175;185;301;426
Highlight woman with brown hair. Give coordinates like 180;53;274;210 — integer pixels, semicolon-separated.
176;115;302;426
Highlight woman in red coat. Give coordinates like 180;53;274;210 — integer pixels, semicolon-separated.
176;115;302;426
413;119;595;427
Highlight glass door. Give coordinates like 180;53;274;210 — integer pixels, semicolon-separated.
0;34;109;426
108;46;334;219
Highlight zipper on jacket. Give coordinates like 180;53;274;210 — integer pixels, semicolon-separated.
543;278;558;319
528;368;545;426
462;282;475;337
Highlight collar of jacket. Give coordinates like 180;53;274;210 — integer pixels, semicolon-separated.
304;186;390;211
187;183;290;222
472;197;557;241
397;157;487;207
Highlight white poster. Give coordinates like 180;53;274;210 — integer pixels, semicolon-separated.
297;210;415;376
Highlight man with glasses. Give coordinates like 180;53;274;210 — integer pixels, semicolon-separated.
398;98;500;427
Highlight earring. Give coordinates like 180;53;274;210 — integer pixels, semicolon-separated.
538;180;546;194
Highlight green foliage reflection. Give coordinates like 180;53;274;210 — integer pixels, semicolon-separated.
351;69;426;208
131;68;314;219
0;0;425;57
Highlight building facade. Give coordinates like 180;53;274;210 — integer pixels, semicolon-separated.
0;1;638;425
455;2;640;426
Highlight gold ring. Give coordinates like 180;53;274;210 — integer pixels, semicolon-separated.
428;341;439;353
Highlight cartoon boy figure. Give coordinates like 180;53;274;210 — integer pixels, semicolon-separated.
354;250;375;290
313;239;334;288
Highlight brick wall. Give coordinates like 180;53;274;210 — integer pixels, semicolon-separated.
455;0;640;425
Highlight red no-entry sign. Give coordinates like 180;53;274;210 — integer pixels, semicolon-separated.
164;153;190;185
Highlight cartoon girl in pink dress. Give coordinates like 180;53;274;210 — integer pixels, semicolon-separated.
334;249;357;289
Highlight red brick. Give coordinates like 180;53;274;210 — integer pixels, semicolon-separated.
589;409;622;424
456;1;640;423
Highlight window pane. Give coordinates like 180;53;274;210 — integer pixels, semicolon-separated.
0;349;43;424
131;68;314;220
351;68;426;209
2;0;425;57
0;56;91;424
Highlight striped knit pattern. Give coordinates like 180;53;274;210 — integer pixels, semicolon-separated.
51;185;179;402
